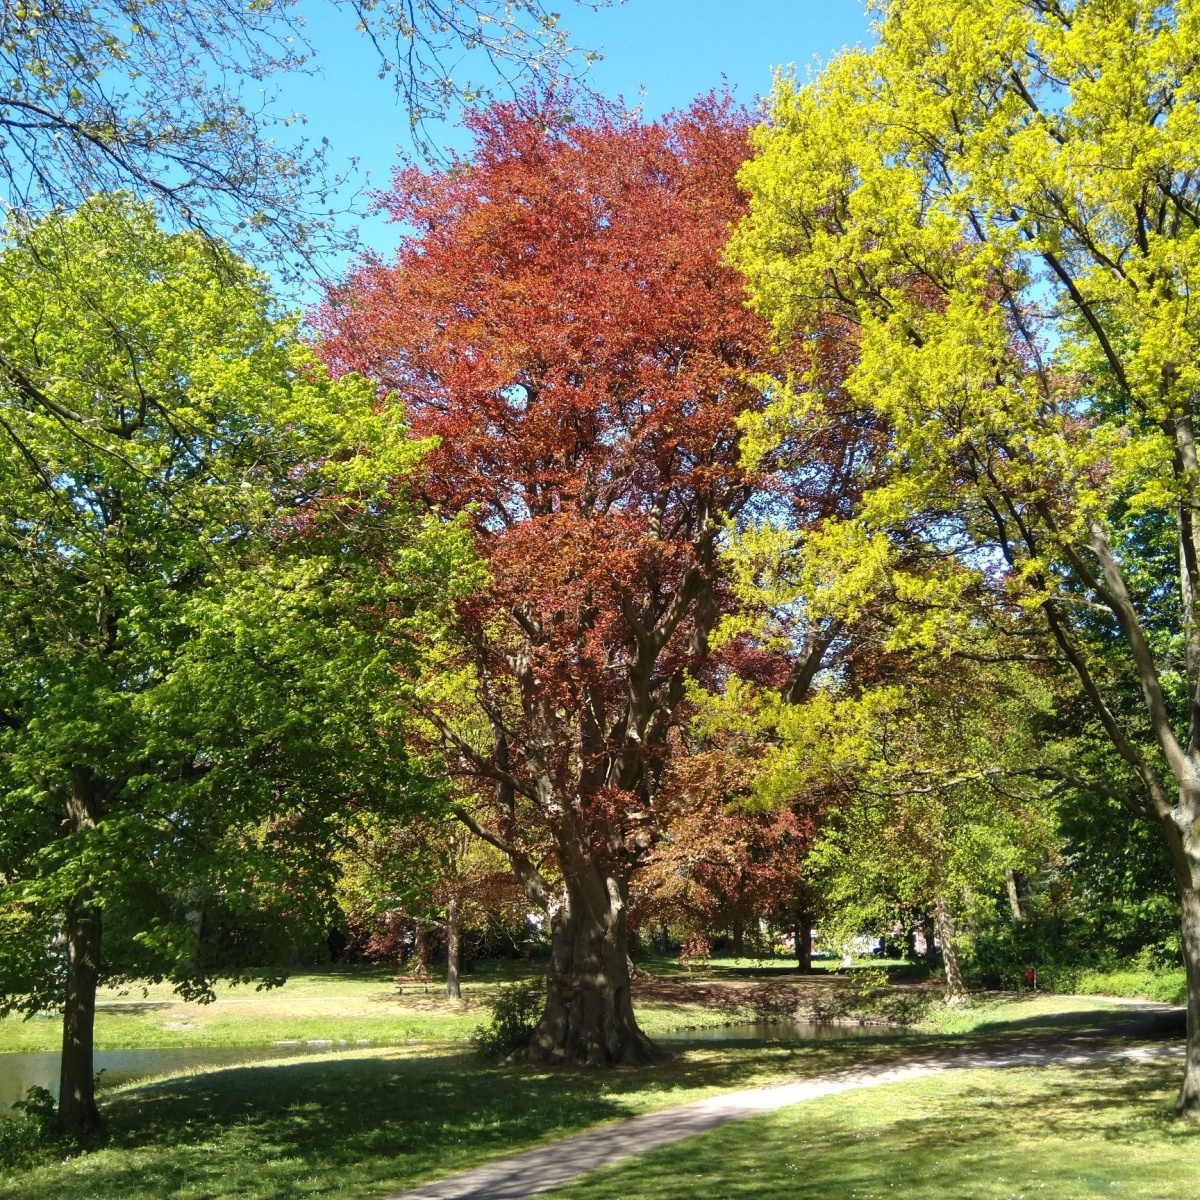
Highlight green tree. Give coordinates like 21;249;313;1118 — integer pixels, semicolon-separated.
0;197;476;1130
732;0;1200;1111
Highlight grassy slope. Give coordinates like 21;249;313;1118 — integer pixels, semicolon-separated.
545;1060;1199;1200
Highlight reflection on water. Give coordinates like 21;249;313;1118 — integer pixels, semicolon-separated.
0;1043;349;1112
658;1021;892;1043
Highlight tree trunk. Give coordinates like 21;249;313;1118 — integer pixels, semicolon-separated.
1177;876;1200;1114
522;865;660;1066
1005;868;1023;920
934;898;966;999
59;896;102;1132
794;907;813;973
1163;813;1200;1115
445;894;462;1000
58;767;104;1133
920;912;937;961
731;914;745;959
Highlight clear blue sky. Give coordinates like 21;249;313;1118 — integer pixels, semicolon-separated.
282;0;873;281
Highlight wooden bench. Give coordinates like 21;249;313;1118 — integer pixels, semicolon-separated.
393;973;430;995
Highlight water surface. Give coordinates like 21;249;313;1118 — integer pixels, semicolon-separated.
658;1020;893;1043
0;1043;349;1112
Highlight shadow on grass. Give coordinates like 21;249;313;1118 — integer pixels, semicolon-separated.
548;1059;1198;1200
0;1044;870;1200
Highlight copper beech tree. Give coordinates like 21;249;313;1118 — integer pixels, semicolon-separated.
317;92;783;1064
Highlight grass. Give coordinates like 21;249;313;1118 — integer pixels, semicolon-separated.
1067;965;1188;1006
919;992;1140;1038
0;959;933;1053
0;973;1178;1199
0;964;805;1052
544;1059;1200;1200
0;1041;895;1200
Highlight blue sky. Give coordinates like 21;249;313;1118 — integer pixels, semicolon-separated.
280;0;873;282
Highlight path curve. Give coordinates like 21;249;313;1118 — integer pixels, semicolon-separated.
385;1037;1183;1200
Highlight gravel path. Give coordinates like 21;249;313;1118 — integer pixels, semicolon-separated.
385;1036;1183;1200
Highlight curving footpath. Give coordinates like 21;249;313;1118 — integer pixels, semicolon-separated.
385;1033;1184;1200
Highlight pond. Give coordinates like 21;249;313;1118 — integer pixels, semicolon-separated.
0;1043;352;1112
657;1020;894;1043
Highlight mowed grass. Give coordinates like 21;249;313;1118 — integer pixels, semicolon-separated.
545;1059;1200;1200
0;992;1181;1199
0;964;768;1051
0;1041;896;1200
0;967;484;1051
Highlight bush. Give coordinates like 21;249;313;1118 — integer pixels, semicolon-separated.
472;978;544;1059
0;1085;56;1167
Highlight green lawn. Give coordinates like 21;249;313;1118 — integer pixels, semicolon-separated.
546;1060;1199;1200
0;1042;894;1200
0;965;798;1052
0;979;1178;1200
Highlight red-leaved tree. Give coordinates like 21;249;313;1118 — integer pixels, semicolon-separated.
317;91;777;1064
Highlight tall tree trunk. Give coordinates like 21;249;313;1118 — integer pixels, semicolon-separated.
445;894;462;1000
1163;816;1200;1115
1005;868;1023;920
58;767;103;1132
522;863;660;1066
794;906;813;973
731;914;745;959
934;898;966;1000
1177;876;1200;1114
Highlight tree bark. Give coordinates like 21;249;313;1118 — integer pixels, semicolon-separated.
934;897;966;999
794;907;813;973
1162;814;1200;1115
445;894;462;1001
521;864;660;1066
731;915;745;959
58;767;103;1132
1177;876;1200;1114
1005;868;1023;920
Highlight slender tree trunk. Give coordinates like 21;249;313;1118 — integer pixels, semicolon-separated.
794;907;813;973
1005;868;1023;920
445;894;462;1000
934;898;966;999
920;912;937;961
58;767;103;1132
522;863;660;1066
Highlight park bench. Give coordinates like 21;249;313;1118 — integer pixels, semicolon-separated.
393;972;430;995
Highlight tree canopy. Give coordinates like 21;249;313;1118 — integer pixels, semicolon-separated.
732;0;1200;1112
0;197;476;1128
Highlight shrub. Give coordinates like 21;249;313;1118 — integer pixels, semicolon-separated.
472;978;544;1059
0;1086;56;1167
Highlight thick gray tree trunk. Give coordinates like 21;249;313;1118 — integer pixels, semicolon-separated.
1177;879;1200;1114
522;865;660;1066
1163;815;1200;1115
